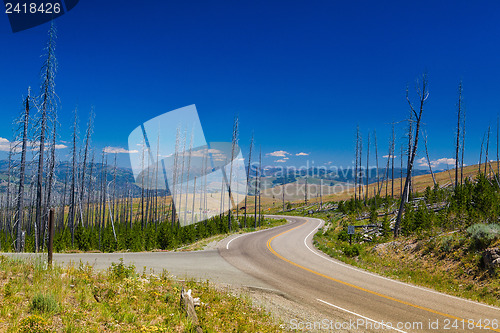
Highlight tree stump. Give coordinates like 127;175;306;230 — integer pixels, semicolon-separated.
180;288;203;333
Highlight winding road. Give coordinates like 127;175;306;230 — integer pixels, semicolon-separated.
220;215;500;332
7;215;499;332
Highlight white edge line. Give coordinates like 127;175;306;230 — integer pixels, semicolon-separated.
317;298;408;333
226;220;290;250
302;217;500;312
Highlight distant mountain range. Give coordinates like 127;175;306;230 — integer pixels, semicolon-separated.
0;160;432;195
0;159;142;195
258;166;432;186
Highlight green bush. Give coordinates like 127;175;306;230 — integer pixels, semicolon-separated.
30;293;59;314
337;229;349;242
109;258;136;280
401;202;432;235
381;215;391;237
439;235;454;253
342;244;361;257
466;223;500;250
369;208;378;224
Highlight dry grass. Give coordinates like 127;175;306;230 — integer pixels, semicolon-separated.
0;256;287;332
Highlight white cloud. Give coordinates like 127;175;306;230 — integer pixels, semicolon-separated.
267;150;290;157
296;152;309;156
30;141;68;152
275;159;287;163
104;146;139;154
416;157;427;167
431;158;456;168
0;137;11;152
0;137;67;152
383;155;397;158
418;157;456;168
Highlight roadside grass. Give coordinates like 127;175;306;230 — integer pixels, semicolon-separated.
0;255;286;332
311;212;500;308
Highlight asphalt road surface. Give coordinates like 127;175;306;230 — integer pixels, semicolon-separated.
4;215;499;332
219;215;500;332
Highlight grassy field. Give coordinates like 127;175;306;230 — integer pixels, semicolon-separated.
0;255;286;333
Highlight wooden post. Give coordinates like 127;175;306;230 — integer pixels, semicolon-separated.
48;208;55;267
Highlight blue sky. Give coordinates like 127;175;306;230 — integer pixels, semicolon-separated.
1;1;500;170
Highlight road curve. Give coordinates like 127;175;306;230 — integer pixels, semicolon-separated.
219;215;500;332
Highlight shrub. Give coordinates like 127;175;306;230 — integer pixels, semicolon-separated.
342;244;361;257
439;235;454;253
30;293;59;314
369;208;378;224
337;229;349;242
467;223;500;250
381;215;391;237
109;258;136;280
337;201;346;214
19;315;50;333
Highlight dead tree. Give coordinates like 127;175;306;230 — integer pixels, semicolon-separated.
455;81;462;187
258;147;262;226
479;133;485;175
282;167;285;213
171;128;180;227
228;116;238;230
244;134;253;227
80;108;94;208
68;108;79;245
99;151;107;250
394;74;428;237
461;108;466;184
400;144;403;196
253;161;258;229
485;126;490;175
14;89;32;252
374;130;379;196
86;152;95;227
180;131;188;224
34;22;57;252
354;126;359;202
391;125;395;198
406;111;413;198
42;111;58;249
423;131;436;186
5;141;13;240
304;176;308;204
184;131;194;224
365;132;370;203
358;133;363;200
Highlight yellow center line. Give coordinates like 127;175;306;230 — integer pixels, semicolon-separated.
266;220;499;332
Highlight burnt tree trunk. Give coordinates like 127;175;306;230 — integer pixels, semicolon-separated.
394;75;428;237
